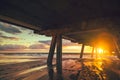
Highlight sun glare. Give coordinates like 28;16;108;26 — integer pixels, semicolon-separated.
97;48;103;54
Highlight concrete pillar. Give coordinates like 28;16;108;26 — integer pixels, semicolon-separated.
47;35;57;80
56;34;63;80
80;44;85;58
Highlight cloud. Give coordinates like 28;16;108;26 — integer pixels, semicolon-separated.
0;32;2;35
0;44;27;50
29;43;47;49
0;32;19;41
39;39;79;46
62;39;80;46
0;22;22;34
0;35;19;40
19;27;28;30
39;40;51;45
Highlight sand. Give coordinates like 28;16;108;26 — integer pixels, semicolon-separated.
0;55;120;80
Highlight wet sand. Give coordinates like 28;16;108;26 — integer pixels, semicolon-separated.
0;55;120;80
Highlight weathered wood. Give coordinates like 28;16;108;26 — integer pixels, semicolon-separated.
0;15;41;31
91;47;94;58
66;28;107;35
47;35;57;80
80;44;85;58
56;34;63;80
47;35;57;67
40;28;72;36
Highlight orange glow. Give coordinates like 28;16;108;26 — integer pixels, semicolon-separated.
94;32;114;51
97;48;104;54
63;46;81;53
63;45;93;53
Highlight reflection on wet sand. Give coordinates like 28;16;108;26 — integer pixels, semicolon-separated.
0;55;48;80
0;55;120;80
51;58;120;80
61;59;105;80
0;55;42;65
17;65;47;76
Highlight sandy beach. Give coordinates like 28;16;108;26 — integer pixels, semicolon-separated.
0;54;120;80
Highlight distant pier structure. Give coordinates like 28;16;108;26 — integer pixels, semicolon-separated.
0;0;120;80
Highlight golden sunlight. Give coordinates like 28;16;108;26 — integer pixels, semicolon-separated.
97;48;104;54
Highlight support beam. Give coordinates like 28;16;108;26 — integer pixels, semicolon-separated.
56;34;63;80
80;44;85;58
91;47;94;58
47;35;57;80
0;15;41;31
65;28;107;35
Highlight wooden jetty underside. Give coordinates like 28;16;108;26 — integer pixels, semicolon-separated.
0;0;120;80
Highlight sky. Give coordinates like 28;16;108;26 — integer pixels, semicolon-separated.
0;21;92;53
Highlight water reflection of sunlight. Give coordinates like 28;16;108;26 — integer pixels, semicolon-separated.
0;59;38;65
84;59;103;71
0;56;41;65
94;61;103;71
17;65;47;76
81;59;105;80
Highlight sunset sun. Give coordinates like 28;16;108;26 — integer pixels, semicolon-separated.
97;48;104;54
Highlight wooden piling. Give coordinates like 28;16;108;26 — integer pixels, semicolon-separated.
47;35;57;67
47;35;57;80
91;47;94;58
80;44;85;58
56;34;63;80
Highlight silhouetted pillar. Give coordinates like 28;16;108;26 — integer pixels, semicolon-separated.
91;47;94;58
47;35;57;80
80;44;85;58
96;48;98;58
56;34;63;80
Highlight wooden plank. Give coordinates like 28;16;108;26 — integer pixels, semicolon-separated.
0;15;41;31
65;28;107;35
